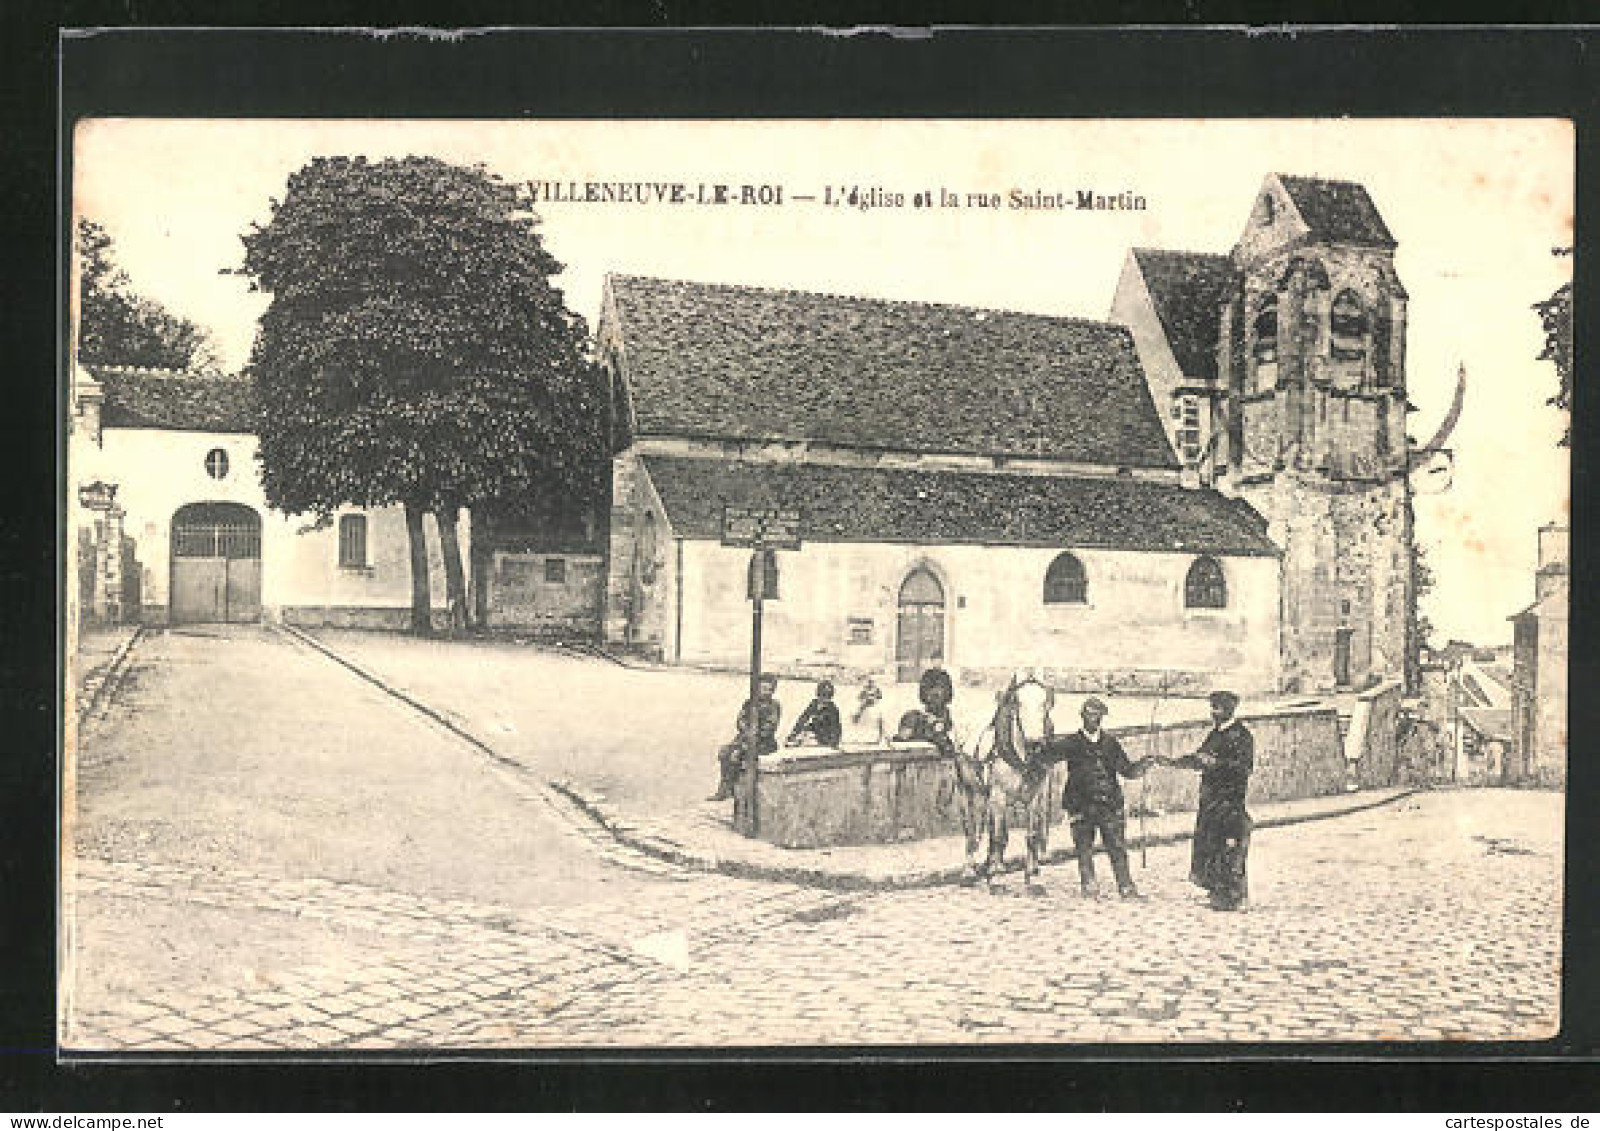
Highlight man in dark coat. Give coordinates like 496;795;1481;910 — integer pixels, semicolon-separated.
710;673;782;801
1171;689;1255;911
1039;697;1157;899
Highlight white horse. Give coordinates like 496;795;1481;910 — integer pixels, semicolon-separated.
957;674;1059;892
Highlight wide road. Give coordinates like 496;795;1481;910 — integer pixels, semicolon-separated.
65;626;1563;1049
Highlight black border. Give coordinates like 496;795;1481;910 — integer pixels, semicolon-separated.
5;15;1597;1111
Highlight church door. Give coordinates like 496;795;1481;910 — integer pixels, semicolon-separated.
171;502;262;624
896;567;946;683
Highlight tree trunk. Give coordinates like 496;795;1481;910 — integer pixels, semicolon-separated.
403;499;434;636
436;505;469;635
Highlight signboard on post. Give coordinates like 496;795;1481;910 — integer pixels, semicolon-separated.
719;505;803;836
721;506;803;551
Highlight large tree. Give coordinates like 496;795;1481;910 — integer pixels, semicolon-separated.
1533;247;1572;447
76;218;221;371
237;156;609;634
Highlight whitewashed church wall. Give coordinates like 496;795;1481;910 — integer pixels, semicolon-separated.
74;428;450;625
669;539;1280;693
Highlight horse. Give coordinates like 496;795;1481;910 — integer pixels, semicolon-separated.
957;674;1060;892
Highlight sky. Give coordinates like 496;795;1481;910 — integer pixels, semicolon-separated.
73;118;1572;645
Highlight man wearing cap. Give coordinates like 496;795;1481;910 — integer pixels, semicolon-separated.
1170;690;1256;911
1039;696;1158;900
709;673;782;802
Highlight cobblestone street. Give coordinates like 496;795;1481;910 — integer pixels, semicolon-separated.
64;627;1563;1050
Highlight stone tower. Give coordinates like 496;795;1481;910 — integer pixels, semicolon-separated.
1217;174;1414;693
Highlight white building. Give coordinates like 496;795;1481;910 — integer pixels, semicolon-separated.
70;364;455;628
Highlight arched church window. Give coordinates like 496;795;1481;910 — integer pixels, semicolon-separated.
1331;289;1369;362
1184;556;1227;609
1043;552;1087;605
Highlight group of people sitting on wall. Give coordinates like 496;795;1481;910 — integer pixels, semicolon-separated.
710;670;1256;913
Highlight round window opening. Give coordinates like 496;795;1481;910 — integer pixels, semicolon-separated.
204;448;230;480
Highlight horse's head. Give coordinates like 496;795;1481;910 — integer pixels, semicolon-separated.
994;673;1055;760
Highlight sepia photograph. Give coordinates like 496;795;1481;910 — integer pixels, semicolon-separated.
61;115;1572;1052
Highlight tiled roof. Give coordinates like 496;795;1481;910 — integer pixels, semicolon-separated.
1460;707;1514;744
1131;249;1232;382
640;455;1278;555
608;276;1179;470
1276;175;1397;249
91;366;255;433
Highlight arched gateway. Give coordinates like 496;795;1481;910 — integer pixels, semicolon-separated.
896;566;946;683
170;502;262;624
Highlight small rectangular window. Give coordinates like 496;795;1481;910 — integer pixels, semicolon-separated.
1178;395;1202;462
338;514;368;569
544;557;567;584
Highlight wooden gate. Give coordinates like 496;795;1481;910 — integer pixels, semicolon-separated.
896;567;946;683
170;502;262;624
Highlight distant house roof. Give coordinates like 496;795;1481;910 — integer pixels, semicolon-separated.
607;276;1179;470
1460;707;1514;745
1131;249;1233;382
90;366;255;433
640;455;1278;555
1276;175;1397;250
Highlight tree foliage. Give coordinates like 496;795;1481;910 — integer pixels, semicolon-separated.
1533;247;1572;446
237;156;611;631
76;218;221;371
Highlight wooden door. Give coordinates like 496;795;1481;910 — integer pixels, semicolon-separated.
896;568;946;683
171;503;262;624
171;557;226;623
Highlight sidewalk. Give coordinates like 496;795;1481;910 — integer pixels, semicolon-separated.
72;623;142;721
288;625;1417;891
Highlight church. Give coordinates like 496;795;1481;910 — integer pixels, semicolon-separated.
599;173;1416;695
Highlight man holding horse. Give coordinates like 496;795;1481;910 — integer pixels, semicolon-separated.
1038;697;1159;900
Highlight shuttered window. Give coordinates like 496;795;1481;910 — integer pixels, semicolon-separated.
338;514;368;569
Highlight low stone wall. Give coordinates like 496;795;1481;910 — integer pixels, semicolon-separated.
753;705;1350;849
1351;680;1404;789
281;605;422;631
484;551;603;635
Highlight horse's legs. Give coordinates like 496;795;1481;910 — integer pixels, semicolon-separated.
984;791;1010;884
1022;790;1042;884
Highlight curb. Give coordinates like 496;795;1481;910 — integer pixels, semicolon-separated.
281;625;1424;892
550;778;1423;893
76;626;145;723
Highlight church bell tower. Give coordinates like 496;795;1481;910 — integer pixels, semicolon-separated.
1217;174;1415;693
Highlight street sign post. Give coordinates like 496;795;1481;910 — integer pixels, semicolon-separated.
721;506;803;835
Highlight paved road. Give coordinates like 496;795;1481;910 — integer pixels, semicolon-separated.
65;626;1563;1049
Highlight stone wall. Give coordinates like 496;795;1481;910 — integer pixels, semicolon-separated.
753;705;1348;849
1350;679;1404;789
483;551;603;635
